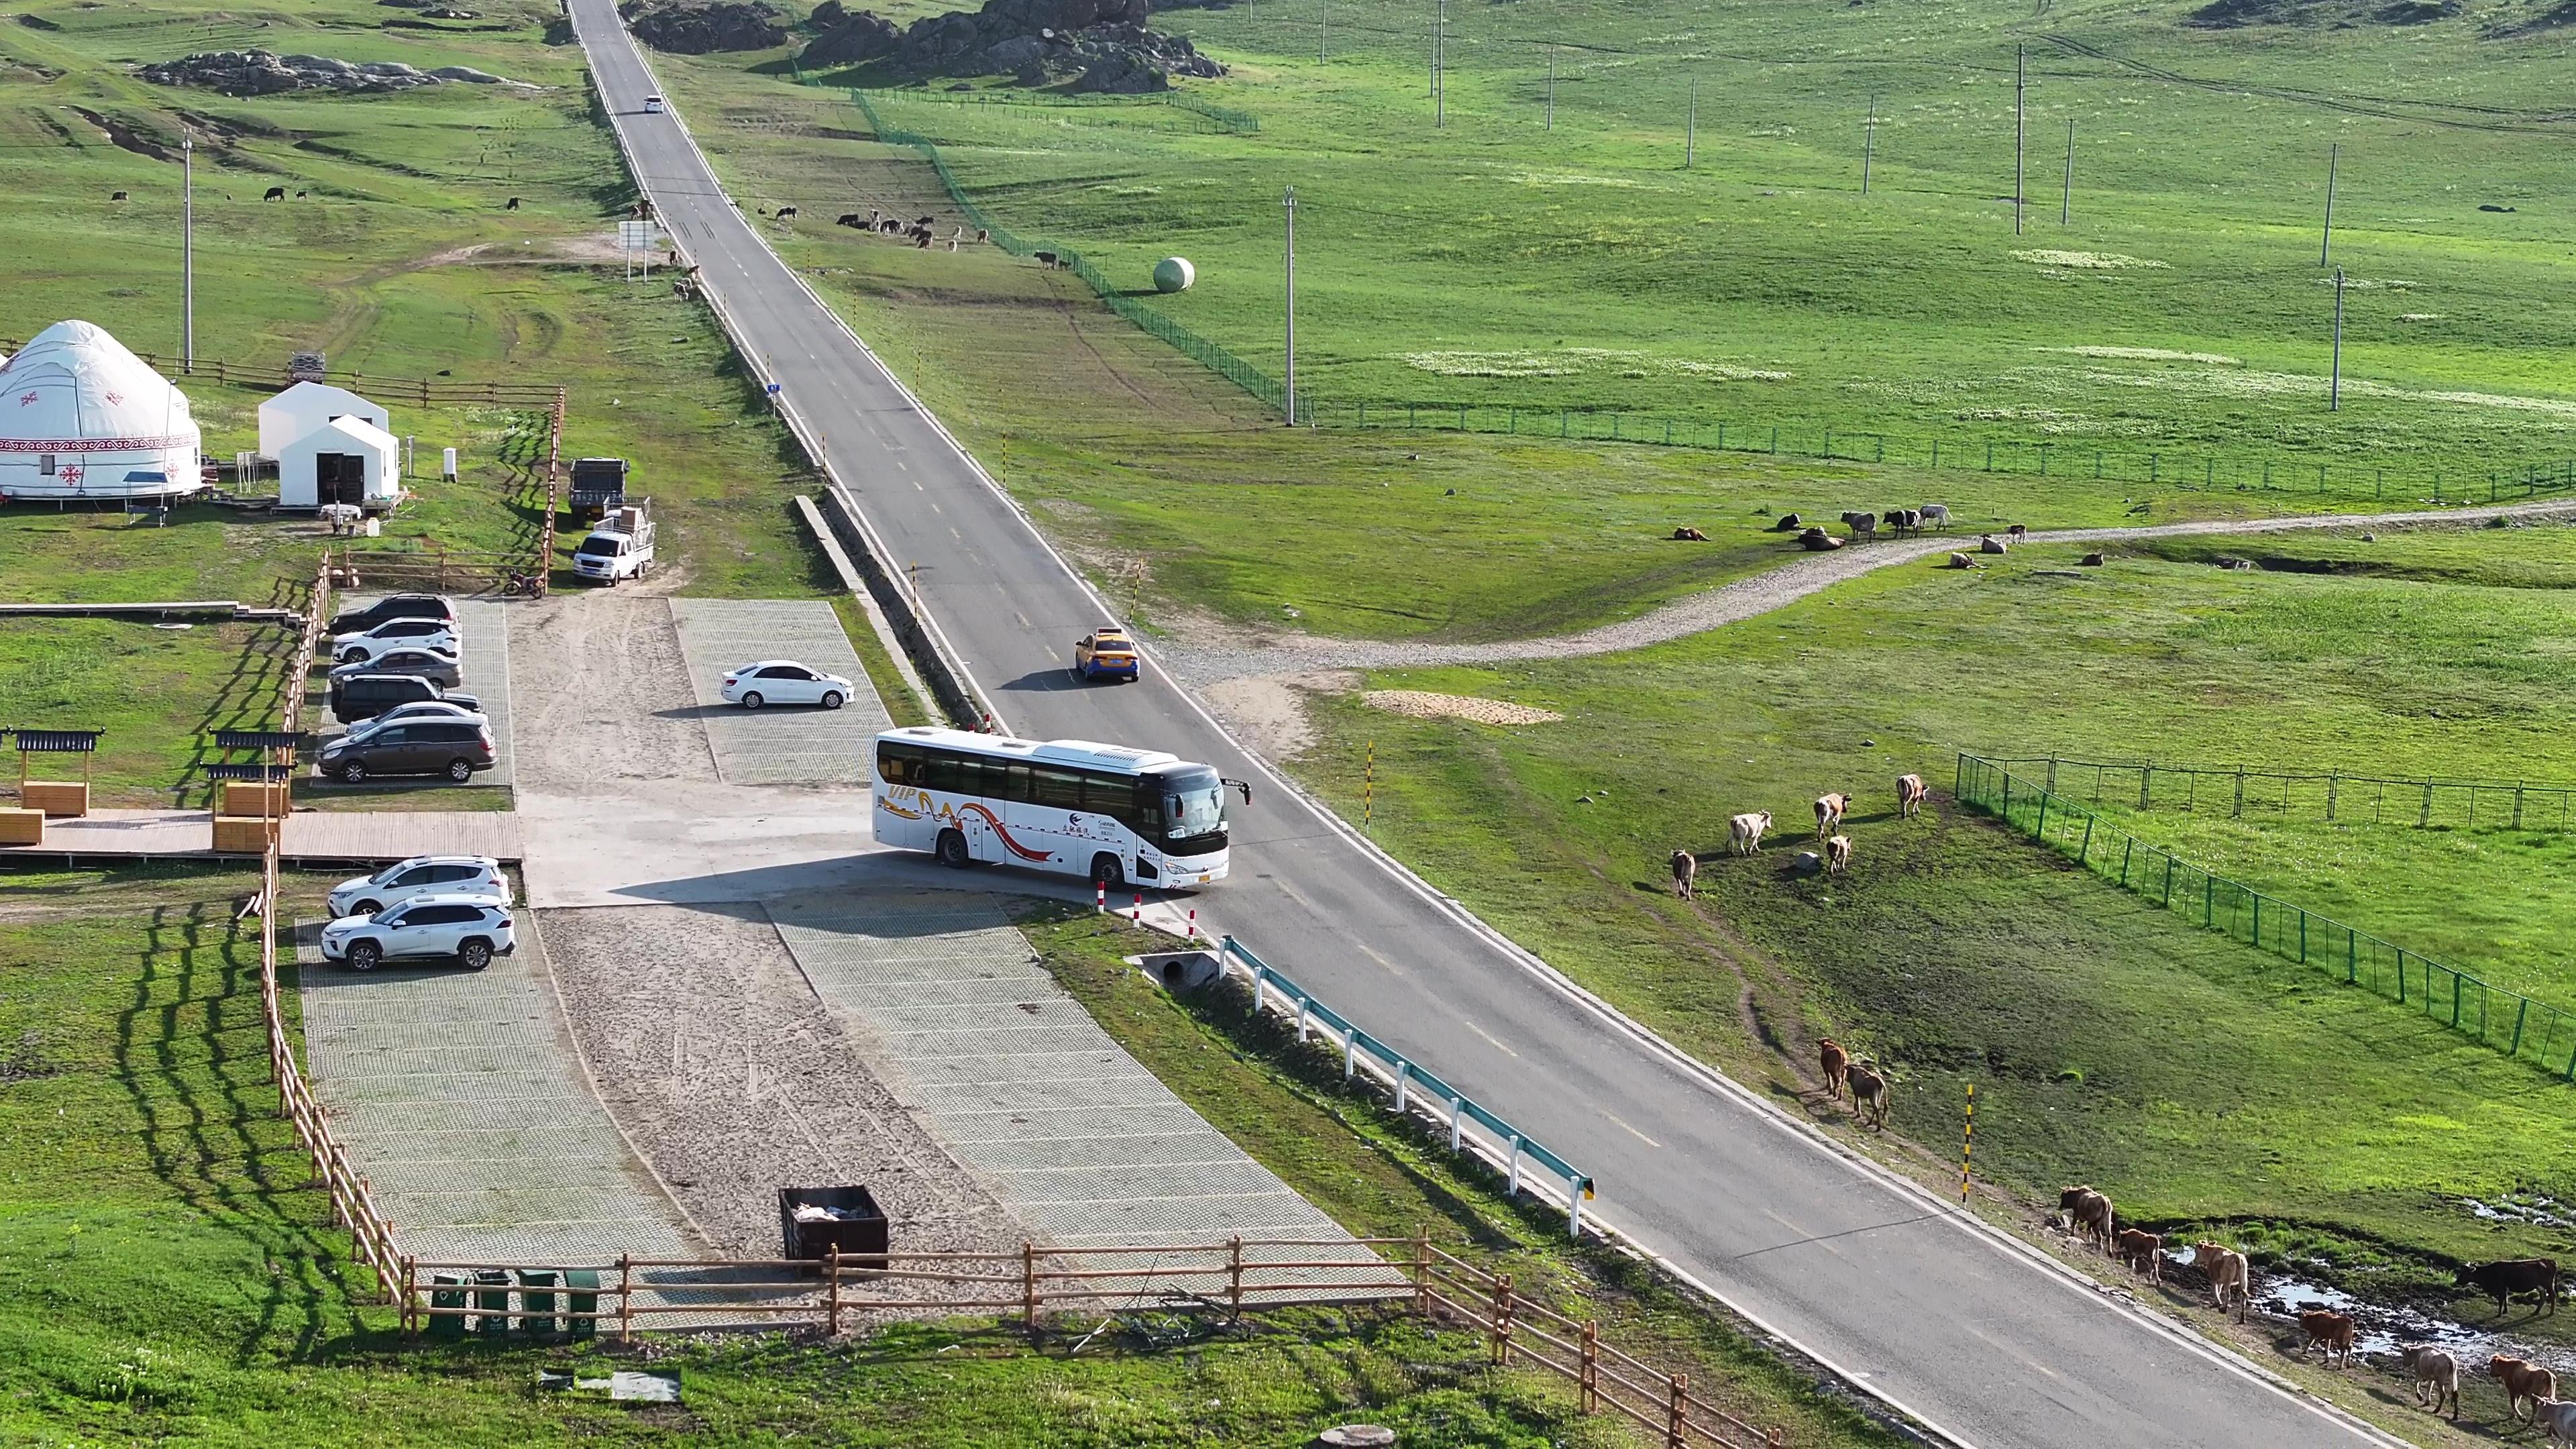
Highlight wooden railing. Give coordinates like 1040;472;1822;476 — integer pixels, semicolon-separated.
0;340;563;407
1417;1242;1784;1449
535;387;564;596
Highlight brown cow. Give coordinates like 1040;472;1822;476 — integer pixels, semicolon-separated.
2192;1242;2252;1322
1825;834;1853;876
1670;849;1697;901
2058;1186;2114;1254
1813;792;1851;841
2298;1309;2355;1367
2115;1228;2163;1283
1818;1038;1849;1099
2492;1355;2559;1424
1896;773;1928;820
1845;1059;1889;1128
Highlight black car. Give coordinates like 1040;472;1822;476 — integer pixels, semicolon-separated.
318;717;496;784
327;592;453;637
327;645;462;691
329;673;482;725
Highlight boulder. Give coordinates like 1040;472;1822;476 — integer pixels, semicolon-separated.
810;0;1222;84
802;8;900;64
139;49;492;95
618;0;788;53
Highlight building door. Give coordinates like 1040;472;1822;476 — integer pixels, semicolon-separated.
316;453;364;506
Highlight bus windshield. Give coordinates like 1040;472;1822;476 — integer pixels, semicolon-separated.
1150;767;1228;851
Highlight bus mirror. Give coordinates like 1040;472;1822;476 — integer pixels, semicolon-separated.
1224;777;1252;807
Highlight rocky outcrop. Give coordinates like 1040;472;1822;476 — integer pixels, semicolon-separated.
802;0;1221;91
138;50;520;95
617;0;788;53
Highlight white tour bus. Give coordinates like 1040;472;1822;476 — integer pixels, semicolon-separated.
871;727;1237;888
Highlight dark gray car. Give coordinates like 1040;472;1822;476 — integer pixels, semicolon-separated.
327;645;462;690
317;717;495;784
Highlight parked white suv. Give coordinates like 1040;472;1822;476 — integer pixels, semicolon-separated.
335;616;460;665
320;896;516;972
325;855;511;919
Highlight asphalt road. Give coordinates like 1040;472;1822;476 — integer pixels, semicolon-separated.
566;7;2395;1444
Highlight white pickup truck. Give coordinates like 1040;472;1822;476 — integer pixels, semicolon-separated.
571;502;655;585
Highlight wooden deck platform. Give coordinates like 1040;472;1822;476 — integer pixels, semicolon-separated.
0;809;523;865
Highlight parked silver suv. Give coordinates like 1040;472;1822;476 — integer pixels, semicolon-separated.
320;896;516;973
325;855;511;919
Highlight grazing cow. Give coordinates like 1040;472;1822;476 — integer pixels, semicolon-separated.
1727;811;1772;856
2116;1228;2164;1283
1825;834;1852;875
1842;511;1878;541
1819;1038;1849;1098
777;205;798;221
263;186;286;201
1799;527;1844;551
1845;1059;1889;1128
295;190;307;199
110;189;127;201
2536;1397;2576;1444
2457;1257;2559;1316
1896;773;1929;820
2058;1187;2115;1253
1943;551;1975;570
1980;534;2008;555
837;212;863;227
1918;503;1949;530
2192;1242;2251;1322
914;215;934;226
2492;1355;2558;1424
2398;1344;2462;1418
1033;250;1061;269
975;228;989;243
1880;509;1911;537
1670;849;1697;900
2296;1309;2355;1366
1813;792;1851;840
913;227;933;248
880;217;903;233
505;196;521;211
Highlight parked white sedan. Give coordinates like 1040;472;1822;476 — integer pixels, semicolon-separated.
335;616;460;665
721;660;855;710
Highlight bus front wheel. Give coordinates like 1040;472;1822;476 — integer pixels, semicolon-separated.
936;829;971;869
1091;853;1125;893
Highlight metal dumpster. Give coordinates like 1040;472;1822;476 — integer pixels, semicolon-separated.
779;1185;888;1271
519;1270;559;1337
473;1268;512;1336
428;1273;468;1340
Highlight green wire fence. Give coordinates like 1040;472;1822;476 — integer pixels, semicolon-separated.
1955;752;2576;1082
1981;755;2576;833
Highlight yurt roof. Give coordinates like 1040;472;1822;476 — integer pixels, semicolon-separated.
0;320;197;455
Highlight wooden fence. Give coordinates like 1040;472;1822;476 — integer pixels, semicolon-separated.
0;339;562;408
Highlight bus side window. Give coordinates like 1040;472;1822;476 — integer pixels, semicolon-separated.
1031;766;1085;811
996;762;1033;804
877;743;922;785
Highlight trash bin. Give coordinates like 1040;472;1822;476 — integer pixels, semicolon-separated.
428;1273;467;1340
474;1268;513;1336
519;1270;559;1337
779;1185;889;1271
567;1269;600;1341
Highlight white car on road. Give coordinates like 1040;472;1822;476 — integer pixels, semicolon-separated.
320;895;516;972
335;616;460;665
721;660;855;710
325;855;511;919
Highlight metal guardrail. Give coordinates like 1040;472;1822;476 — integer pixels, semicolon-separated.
1218;936;1595;1234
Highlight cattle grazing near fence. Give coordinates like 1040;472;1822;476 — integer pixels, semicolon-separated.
2058;1186;2115;1252
1896;773;1929;819
2457;1257;2559;1316
2493;1355;2558;1422
2298;1309;2355;1366
1819;1037;1849;1097
1728;810;1772;855
264;186;286;201
837;212;863;227
1813;792;1850;839
1844;1059;1889;1128
2116;1228;2163;1283
1033;250;1061;269
1670;849;1697;900
2192;1242;2251;1321
1825;834;1852;875
1919;503;1949;529
2399;1344;2462;1417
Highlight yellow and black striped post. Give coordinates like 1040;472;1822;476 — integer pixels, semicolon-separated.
1959;1083;1976;1203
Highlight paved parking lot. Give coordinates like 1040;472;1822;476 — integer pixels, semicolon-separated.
316;596;515;790
669;599;888;787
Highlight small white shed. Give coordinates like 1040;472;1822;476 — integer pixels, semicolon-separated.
278;415;401;509
257;380;390;458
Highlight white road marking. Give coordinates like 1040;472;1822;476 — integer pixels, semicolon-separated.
1602;1111;1663;1148
1461;1019;1519;1059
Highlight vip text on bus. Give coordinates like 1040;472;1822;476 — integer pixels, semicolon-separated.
872;727;1244;889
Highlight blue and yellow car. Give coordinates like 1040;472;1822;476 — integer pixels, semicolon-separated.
1072;626;1140;683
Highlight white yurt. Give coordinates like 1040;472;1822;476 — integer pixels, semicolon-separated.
258;380;390;458
0;320;203;502
277;415;400;509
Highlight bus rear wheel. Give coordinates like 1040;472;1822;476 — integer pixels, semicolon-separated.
1091;853;1125;893
936;829;971;869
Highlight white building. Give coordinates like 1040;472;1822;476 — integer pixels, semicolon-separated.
0;320;203;502
256;380;391;459
277;415;400;509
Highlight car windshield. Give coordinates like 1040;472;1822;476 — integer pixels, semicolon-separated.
367;862;411;885
576;537;620;557
1150;767;1228;843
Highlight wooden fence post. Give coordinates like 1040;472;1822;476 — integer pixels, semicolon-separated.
1022;1242;1038;1331
1666;1373;1688;1449
1580;1320;1600;1411
618;1255;633;1341
1227;1234;1245;1320
827;1244;842;1336
1490;1273;1513;1366
400;1254;416;1335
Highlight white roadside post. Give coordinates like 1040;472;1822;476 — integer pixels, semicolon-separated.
1393;1061;1410;1114
1449;1095;1463;1152
1507;1135;1523;1196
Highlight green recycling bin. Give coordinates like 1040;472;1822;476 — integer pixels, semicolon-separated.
474;1269;512;1337
428;1273;467;1341
519;1271;559;1337
566;1269;600;1341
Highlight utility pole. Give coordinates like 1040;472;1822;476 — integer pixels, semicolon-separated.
2321;142;2339;267
2330;266;2345;412
2014;44;2027;236
1685;76;1697;168
1283;186;1297;427
1435;0;1446;129
2060;118;2074;225
1862;93;1876;195
180;133;195;374
1546;46;1555;131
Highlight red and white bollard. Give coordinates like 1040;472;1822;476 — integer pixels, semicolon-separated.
1095;881;1106;914
1131;892;1143;925
1186;908;1198;943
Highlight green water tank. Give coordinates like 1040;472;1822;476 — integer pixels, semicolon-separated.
1153;256;1195;294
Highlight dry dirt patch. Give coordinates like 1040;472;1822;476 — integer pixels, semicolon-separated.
1362;689;1564;726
